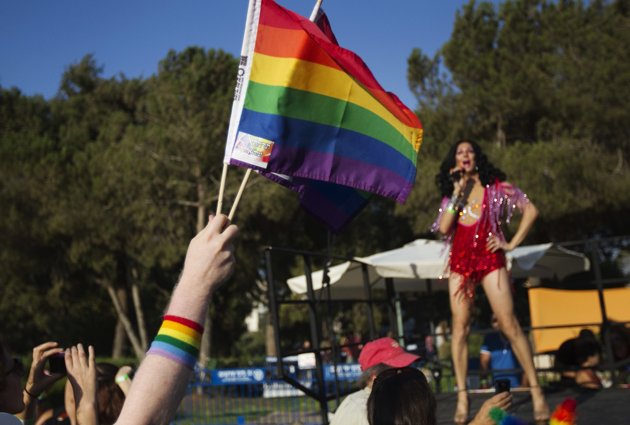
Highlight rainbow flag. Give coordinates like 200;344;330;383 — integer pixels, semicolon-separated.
266;7;371;232
299;178;371;232
225;0;423;206
550;398;577;425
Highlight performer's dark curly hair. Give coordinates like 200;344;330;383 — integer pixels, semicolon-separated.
435;139;506;197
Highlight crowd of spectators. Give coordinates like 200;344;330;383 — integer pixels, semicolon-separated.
2;214;629;425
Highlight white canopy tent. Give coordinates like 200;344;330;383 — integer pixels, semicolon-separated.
287;239;590;299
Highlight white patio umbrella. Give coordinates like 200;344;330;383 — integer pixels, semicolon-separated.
287;240;590;299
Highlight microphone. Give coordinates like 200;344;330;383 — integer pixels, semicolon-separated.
449;170;463;182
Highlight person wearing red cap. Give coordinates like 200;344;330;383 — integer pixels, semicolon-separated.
332;337;510;425
329;337;420;425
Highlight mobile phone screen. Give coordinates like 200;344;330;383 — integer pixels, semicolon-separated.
494;378;511;393
48;353;67;374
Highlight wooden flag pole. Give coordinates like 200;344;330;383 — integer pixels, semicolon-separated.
216;163;228;216
228;168;252;221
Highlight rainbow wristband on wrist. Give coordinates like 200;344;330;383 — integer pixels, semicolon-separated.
147;315;203;369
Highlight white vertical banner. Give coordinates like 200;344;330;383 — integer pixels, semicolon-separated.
223;0;262;164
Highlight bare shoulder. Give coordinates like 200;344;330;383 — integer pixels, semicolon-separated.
499;180;515;191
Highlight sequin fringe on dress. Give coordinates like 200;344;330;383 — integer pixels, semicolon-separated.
432;180;529;297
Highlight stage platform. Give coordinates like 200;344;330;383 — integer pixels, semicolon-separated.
176;385;629;424
435;386;630;424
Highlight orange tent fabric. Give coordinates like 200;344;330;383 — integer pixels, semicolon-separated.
528;287;630;353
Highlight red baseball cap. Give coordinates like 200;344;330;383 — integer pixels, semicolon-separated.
358;337;420;371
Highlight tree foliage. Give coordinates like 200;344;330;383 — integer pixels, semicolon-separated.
402;0;630;239
1;0;629;359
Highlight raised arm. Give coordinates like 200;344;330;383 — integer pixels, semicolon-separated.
436;174;466;235
20;342;65;422
65;344;99;425
115;214;238;425
437;197;459;235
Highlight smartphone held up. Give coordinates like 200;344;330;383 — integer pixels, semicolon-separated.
494;378;511;394
48;352;66;375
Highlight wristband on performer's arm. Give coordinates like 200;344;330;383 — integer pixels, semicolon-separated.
446;201;457;214
447;193;462;214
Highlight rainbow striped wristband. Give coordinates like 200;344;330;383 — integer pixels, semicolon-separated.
147;315;203;369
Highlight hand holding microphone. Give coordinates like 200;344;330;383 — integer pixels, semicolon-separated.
446;168;474;213
449;167;464;192
450;169;463;184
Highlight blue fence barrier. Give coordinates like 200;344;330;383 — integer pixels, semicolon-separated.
173;363;361;425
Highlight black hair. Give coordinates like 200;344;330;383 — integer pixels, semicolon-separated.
574;338;601;366
608;323;630;361
435;139;507;198
368;367;437;425
95;363;126;425
578;329;597;341
556;331;602;369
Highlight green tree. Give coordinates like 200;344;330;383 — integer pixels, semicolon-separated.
45;56;172;358
405;0;630;238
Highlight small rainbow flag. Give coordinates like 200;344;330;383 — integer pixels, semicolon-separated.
550;398;577;425
489;407;527;425
225;0;423;212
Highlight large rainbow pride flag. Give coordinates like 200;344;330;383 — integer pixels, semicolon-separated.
224;0;423;228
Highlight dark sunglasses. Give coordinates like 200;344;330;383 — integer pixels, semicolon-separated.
3;357;25;377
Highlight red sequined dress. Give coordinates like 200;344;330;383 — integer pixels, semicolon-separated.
432;180;529;297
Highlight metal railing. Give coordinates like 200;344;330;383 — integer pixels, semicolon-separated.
176;236;629;424
173;364;358;425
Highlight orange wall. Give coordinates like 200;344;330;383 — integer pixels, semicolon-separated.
528;287;630;353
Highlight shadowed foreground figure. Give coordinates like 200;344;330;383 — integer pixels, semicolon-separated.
330;337;420;425
367;367;512;425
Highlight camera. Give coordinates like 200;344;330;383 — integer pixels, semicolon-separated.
48;353;67;375
494;378;511;394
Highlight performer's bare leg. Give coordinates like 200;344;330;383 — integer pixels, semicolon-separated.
449;273;472;424
482;268;550;422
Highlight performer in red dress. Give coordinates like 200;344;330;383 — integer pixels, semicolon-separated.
432;139;549;424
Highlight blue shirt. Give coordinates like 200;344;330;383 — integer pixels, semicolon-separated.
481;332;521;388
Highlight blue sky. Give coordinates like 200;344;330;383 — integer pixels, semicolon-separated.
0;0;489;109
